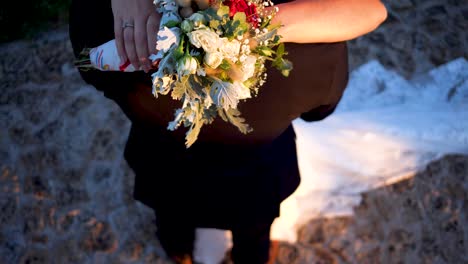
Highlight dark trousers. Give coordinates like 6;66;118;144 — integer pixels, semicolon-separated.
155;210;273;264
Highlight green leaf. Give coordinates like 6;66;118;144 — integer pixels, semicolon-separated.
233;12;247;24
202;105;218;124
210;80;240;110
224;20;239;39
224;108;253;134
167;108;184;131
171;75;189;100
173;36;185;61
185;118;203;148
184;102;204;148
255;28;278;44
209;20;221;30
276;43;285;57
277;58;293;77
268;23;282;32
272;35;281;45
217;5;230;18
163;20;180;28
224;12;249;39
219;71;230;82
219;59;231;71
243;77;256;88
233;12;248;35
190;75;206;96
256;46;275;57
218;108;228;122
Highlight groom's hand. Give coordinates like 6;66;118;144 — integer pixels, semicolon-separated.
112;0;160;72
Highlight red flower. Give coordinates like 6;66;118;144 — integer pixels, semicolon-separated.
224;0;259;27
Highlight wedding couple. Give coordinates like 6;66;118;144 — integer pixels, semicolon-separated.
69;0;387;263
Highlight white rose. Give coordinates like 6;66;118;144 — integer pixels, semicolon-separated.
204;52;223;69
240;55;257;81
177;55;198;77
221;38;241;62
187;29;221;53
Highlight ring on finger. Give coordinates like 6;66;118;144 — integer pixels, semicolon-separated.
122;22;134;29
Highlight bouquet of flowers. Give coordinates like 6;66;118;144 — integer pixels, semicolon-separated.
76;0;292;147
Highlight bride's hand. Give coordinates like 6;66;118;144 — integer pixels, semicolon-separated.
111;0;160;72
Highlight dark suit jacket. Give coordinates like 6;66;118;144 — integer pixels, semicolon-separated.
69;0;349;228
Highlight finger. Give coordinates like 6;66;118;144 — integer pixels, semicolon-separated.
147;13;160;55
123;22;140;70
134;18;150;72
114;19;127;65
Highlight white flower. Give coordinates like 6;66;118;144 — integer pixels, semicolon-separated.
220;38;241;62
177;55;198;77
204;52;223;69
239;54;247;63
240;55;257;81
156;27;181;52
241;44;251;55
187;28;221;53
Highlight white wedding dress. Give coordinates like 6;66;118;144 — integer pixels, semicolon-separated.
194;58;468;263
